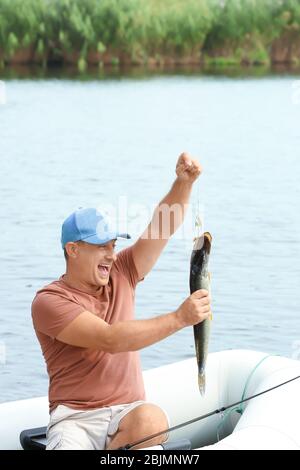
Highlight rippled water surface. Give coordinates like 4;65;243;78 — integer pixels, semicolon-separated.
1;67;300;402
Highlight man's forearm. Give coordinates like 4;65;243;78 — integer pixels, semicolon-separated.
147;178;193;239
107;311;183;353
160;177;193;213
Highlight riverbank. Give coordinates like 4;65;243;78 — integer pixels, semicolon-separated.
0;0;300;70
1;62;300;81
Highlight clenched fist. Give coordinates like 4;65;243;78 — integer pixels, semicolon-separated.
176;152;202;184
175;289;211;328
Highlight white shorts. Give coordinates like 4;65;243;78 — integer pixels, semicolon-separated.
46;401;168;450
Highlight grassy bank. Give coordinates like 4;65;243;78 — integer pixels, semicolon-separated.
0;0;300;69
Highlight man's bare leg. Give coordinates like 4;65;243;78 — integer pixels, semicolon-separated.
106;404;169;450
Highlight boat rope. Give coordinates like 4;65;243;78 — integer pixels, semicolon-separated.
118;372;300;450
216;354;276;441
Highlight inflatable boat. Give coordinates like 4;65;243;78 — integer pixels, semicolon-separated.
0;349;299;450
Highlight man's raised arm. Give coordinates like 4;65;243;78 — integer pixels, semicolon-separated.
132;152;202;280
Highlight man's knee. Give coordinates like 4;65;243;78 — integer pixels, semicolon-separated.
118;403;169;446
133;404;168;427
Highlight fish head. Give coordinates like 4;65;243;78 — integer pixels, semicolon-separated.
190;232;212;276
192;232;212;255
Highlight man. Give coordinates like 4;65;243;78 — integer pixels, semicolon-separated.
32;153;211;450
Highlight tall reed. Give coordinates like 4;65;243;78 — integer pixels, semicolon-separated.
0;0;299;67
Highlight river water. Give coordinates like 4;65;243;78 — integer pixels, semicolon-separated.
0;66;300;402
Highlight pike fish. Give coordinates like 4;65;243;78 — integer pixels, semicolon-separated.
189;232;212;395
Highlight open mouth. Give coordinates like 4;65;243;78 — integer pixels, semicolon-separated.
98;265;110;277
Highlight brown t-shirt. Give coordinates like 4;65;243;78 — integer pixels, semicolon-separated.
32;247;146;413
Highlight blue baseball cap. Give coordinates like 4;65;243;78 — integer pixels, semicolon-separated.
61;208;131;249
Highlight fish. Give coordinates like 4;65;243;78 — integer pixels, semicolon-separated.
189;232;212;395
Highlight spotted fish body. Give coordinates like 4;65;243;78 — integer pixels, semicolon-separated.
189;232;212;395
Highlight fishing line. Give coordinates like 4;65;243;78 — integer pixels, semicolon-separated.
118;373;300;450
194;171;202;239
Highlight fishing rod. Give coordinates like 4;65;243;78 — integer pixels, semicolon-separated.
118;373;300;450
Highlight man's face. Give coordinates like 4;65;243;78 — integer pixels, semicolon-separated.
67;239;117;288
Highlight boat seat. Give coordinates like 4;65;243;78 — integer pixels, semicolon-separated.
19;426;191;451
20;427;47;450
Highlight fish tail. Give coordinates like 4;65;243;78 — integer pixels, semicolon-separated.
198;373;206;396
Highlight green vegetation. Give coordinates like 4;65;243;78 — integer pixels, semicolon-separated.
0;0;299;69
203;0;300;65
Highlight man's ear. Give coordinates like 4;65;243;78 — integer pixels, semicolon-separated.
65;242;79;259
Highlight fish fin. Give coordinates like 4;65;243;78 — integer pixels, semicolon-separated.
198;374;206;396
